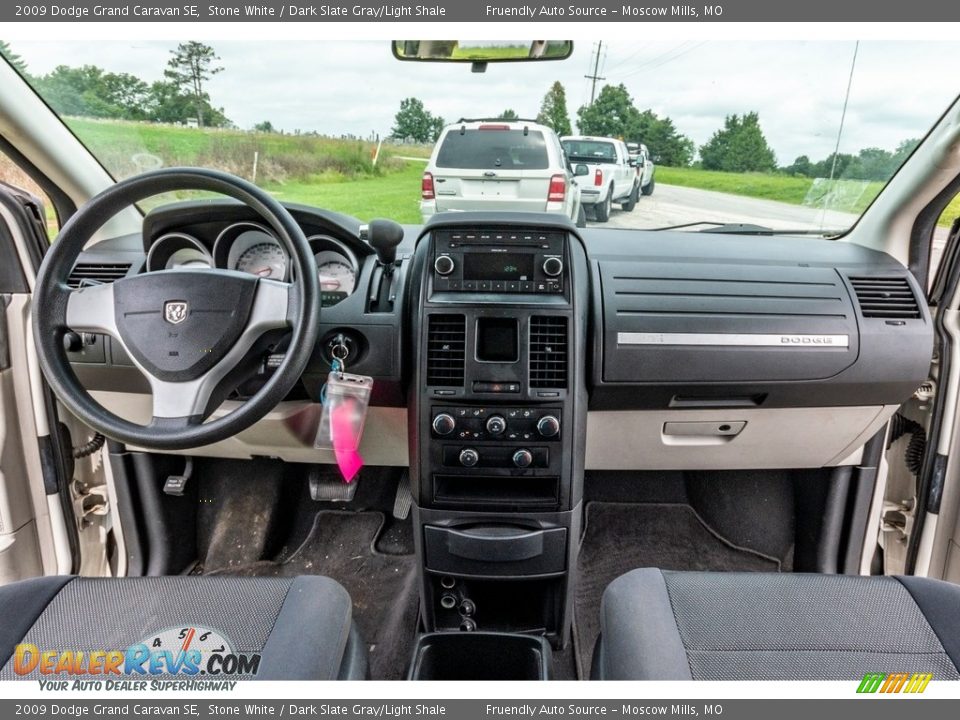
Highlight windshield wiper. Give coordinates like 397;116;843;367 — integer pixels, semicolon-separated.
651;221;845;237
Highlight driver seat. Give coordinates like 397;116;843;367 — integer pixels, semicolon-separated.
0;575;367;680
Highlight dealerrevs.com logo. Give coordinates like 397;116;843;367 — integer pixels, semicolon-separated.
12;626;260;690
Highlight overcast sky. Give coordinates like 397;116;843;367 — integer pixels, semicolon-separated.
9;39;960;164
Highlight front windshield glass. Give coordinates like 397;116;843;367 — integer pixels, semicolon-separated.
4;39;959;236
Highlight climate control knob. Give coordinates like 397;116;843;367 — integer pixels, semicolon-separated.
536;415;561;438
432;413;456;436
512;449;534;468
434;255;455;276
459;448;480;467
485;415;507;435
542;257;563;277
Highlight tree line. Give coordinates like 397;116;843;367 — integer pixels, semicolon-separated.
1;40;230;128
389;77;916;182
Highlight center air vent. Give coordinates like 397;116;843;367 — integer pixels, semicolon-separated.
849;276;921;319
426;314;466;386
66;263;132;288
529;316;568;389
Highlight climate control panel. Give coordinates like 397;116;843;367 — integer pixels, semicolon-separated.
431;406;562;443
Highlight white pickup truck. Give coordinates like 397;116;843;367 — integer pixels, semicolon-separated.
561;136;640;222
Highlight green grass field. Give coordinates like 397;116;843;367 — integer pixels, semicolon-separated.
64;117;431;182
265;161;425;223
58;117;430;223
4;117;958;234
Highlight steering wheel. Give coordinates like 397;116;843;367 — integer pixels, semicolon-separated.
32;168;321;451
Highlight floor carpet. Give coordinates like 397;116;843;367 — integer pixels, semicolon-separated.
207;510;419;680
573;502;781;678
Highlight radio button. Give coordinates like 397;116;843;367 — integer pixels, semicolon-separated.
486;415;507;435
521;281;535;292
506;281;520;292
543;257;564;277
434;255;455;275
460;448;480;467
537;415;561;438
512;449;534;468
432;413;456;436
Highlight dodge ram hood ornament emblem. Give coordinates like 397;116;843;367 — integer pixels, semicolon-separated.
164;301;188;324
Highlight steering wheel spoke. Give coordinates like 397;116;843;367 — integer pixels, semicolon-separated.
65;282;119;336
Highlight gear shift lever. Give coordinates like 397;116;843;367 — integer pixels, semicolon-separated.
360;219;404;274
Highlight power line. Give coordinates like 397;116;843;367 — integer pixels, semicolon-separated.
820;41;859;229
616;41;706;79
585;41;606;104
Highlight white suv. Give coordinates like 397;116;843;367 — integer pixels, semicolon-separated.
421;119;586;226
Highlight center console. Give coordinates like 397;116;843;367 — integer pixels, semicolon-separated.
408;217;588;647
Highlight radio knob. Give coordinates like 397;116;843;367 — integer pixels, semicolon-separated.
512;449;534;468
459;448;480;468
542;257;563;277
536;415;560;438
432;413;456;436
434;255;455;276
485;415;507;435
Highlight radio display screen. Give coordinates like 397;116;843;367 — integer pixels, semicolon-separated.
463;253;535;281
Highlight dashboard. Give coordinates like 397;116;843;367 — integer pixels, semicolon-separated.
67;204;934;475
142;207;362;308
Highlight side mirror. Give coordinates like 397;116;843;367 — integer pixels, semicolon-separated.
574;164;590;177
628;159;639;167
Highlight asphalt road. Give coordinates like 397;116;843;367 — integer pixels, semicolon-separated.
589;182;949;271
594;183;858;232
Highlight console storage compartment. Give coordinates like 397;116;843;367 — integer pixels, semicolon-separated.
408;632;552;680
424;524;567;576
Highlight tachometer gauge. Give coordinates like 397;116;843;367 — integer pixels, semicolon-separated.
167;247;211;269
235;240;287;279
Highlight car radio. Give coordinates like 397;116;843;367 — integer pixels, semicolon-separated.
431;228;565;293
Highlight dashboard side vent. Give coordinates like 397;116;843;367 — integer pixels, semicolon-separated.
529;316;568;389
426;314;466;386
66;263;131;288
849;276;921;319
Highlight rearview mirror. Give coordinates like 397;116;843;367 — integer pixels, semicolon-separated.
392;41;573;65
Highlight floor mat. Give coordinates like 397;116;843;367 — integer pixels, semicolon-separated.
573;502;781;678
207;510;419;680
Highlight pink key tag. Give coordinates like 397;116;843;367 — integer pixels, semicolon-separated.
315;371;373;484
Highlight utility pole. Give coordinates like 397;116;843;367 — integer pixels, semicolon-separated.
585;41;605;104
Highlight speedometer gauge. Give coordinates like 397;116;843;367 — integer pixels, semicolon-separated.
318;259;356;293
236;241;287;279
314;248;358;307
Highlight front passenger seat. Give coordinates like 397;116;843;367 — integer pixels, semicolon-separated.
0;575;367;680
594;569;960;681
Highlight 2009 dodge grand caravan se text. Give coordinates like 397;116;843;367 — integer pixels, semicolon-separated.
421;119;586;226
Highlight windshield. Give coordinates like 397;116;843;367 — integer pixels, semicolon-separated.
563;140;618;163
436;129;549;170
4;39;959;236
